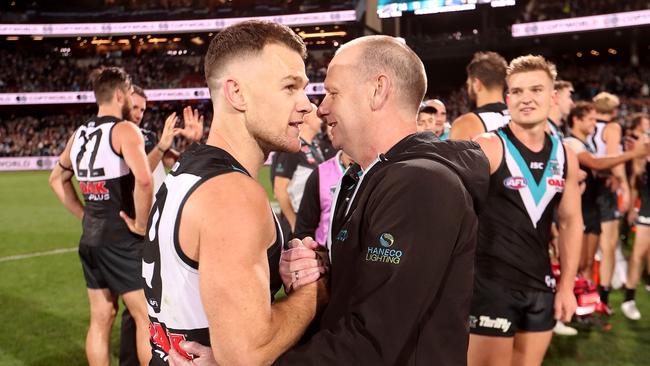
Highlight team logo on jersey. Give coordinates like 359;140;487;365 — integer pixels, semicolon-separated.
79;180;110;201
503;176;528;190
547;177;565;191
379;233;394;247
548;160;562;176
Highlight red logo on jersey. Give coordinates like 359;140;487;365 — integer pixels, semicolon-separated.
79;181;109;195
503;177;528;190
150;322;192;360
547;178;565;188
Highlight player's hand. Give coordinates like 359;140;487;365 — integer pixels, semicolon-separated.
628;209;639;226
168;342;216;366
554;286;577;323
632;134;650;157
119;211;146;236
280;237;328;293
175;106;204;142
158;112;180;152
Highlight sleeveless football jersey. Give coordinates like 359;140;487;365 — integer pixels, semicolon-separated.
70;115;139;247
477;125;567;292
142;144;283;365
473;102;511;133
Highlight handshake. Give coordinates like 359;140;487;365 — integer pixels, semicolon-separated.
280;237;330;294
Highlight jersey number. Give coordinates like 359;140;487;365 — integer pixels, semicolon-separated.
76;129;105;178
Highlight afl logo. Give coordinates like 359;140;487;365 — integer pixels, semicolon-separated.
379;233;394;247
503;177;528;190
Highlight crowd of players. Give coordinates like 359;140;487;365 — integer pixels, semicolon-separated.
40;18;650;366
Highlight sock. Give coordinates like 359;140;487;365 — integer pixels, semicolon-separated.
624;288;636;302
598;285;611;305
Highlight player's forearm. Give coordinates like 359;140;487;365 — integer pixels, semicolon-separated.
133;178;153;228
61;180;84;220
147;146;164;173
212;283;321;366
557;216;583;291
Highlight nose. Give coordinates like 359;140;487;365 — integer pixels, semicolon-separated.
317;96;330;118
297;93;312;115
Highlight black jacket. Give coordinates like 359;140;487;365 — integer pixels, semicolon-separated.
275;132;490;366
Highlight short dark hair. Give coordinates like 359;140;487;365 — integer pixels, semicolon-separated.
132;85;146;99
204;20;306;89
568;101;594;128
466;51;507;90
91;67;132;105
418;106;437;116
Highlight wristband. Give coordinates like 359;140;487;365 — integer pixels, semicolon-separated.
157;145;167;154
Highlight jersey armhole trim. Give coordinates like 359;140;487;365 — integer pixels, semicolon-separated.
473;112;488;133
109;122;124;158
172;169;249;270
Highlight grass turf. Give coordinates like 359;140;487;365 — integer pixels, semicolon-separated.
1;170;648;365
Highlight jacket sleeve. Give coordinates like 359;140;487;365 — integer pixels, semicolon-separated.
294;168;321;241
274;160;474;365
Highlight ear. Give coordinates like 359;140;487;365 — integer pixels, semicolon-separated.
472;78;483;93
551;89;559;106
370;74;391;111
222;78;246;112
115;88;125;104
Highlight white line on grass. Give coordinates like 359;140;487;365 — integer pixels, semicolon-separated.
0;247;76;263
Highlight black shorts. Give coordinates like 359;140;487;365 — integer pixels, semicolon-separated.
469;276;555;337
596;184;620;222
637;193;650;226
583;198;602;235
79;242;143;295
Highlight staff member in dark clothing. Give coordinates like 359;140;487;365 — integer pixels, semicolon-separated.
170;35;490;366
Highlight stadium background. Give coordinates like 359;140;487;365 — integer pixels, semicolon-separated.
1;0;649;365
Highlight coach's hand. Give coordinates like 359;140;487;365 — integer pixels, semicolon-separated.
554;286;577;323
169;341;216;366
119;211;146;236
280;237;328;293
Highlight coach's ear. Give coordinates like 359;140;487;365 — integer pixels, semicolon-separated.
223;78;247;112
370;73;391;111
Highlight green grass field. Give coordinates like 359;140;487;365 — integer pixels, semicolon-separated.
1;170;649;365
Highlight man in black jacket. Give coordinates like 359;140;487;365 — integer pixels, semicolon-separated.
170;35;490;366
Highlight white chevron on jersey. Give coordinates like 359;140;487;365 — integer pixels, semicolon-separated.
70;121;130;182
499;131;566;228
590;121;608;157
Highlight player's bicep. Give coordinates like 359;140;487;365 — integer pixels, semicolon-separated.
558;147;582;224
450;114;483;140
118;123;151;182
194;179;276;349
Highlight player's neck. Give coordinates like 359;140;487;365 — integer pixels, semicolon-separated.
548;108;562;127
595;113;612;122
206;119;265;179
509;120;547;153
571;127;589;142
97;104;123;120
476;90;504;108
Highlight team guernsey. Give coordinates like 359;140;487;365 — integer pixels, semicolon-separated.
473;102;511;132
476;125;567;292
70;115;139;247
142;144;283;365
590;120;608;158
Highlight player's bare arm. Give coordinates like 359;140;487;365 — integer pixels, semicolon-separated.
113;120;153;235
182;172;325;365
555;146;583;322
450;113;485;141
49;134;84;220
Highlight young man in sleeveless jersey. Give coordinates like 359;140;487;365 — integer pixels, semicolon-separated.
450;51;511;140
119;85;204;366
564;103;647;282
49;67;153;366
468;55;583;366
590;92;627;313
547;80;574;139
622;113;650;320
145;21;328;366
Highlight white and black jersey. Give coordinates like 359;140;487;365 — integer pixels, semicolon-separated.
70;115;139;247
477;125;567;292
143;144;284;365
590;120;608;158
473;102;511;133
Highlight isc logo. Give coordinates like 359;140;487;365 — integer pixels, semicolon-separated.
503;176;528;190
